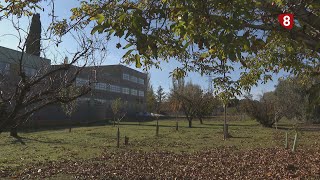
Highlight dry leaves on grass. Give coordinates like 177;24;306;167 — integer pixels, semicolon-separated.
5;147;320;179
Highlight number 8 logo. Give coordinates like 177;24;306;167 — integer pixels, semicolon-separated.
283;15;290;26
278;13;294;30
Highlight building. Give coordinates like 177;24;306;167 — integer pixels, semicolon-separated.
38;64;147;125
0;46;147;126
0;46;51;77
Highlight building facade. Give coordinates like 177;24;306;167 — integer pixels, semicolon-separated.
72;65;147;124
0;46;147;126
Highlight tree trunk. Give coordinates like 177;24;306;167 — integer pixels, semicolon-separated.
156;119;159;136
199;117;203;124
117;126;120;148
10;127;18;137
223;104;228;140
176;121;179;131
124;136;129;146
69;118;72;133
188;119;192;128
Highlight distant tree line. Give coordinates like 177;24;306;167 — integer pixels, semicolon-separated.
240;75;320;127
145;75;222;128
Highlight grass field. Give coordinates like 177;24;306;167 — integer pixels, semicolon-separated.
0;118;320;178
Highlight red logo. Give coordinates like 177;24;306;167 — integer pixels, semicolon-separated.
278;13;294;30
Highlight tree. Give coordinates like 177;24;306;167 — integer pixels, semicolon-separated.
75;0;319;92
241;92;281;127
168;76;185;116
146;73;156;112
168;77;185;130
195;92;219;124
111;98;127;125
274;77;308;121
60;85;78;132
174;82;202;128
111;98;127;148
25;13;41;56
274;76;320;123
0;2;107;137
155;86;166;114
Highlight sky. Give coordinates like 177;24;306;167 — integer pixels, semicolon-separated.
0;0;285;98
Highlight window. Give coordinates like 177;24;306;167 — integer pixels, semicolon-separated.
95;98;107;103
131;89;138;96
110;85;121;93
122;87;130;95
24;67;37;76
76;78;89;86
130;75;138;83
77;97;90;102
138;90;145;97
91;69;97;82
138;78;145;85
0;62;10;75
94;82;107;90
123;73;130;80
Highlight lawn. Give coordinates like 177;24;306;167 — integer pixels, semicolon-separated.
0;118;320;179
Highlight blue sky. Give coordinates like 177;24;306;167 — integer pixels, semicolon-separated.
0;0;284;98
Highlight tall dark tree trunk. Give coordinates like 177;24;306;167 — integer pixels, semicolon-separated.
188;119;192;128
199;117;203;124
10;127;18;137
69;118;72;132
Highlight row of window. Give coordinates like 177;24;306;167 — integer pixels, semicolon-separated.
0;62;37;76
122;73;144;85
78;97;107;103
77;98;144;107
76;78;145;97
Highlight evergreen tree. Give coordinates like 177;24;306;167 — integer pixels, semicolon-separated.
146;73;156;112
155;86;166;114
26;13;41;56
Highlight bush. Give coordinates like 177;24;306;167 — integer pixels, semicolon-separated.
240;97;277;128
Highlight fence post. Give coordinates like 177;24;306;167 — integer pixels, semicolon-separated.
285;132;288;149
292;133;298;152
117;127;120;148
156;119;159;136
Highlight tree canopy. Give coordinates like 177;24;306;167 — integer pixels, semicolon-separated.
69;0;320;93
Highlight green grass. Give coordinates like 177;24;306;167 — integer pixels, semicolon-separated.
0;118;319;170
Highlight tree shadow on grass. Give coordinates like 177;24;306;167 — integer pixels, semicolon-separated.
8;136;66;145
230;136;252;139
11;136;26;145
276;126;320;132
120;123;223;130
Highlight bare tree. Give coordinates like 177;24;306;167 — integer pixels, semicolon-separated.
173;82;202;128
195;92;219;124
0;2;107;137
111;98;127;148
111;98;127;126
60;84;78;133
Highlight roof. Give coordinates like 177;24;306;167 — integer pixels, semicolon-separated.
0;46;51;68
96;64;147;75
